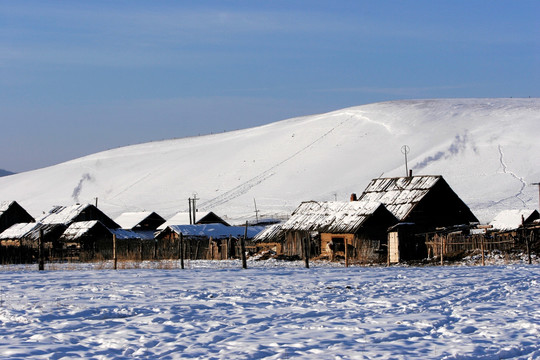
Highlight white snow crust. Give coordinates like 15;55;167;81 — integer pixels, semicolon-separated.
1;98;539;224
1;262;539;359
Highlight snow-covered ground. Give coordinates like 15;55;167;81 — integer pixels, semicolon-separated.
1;260;539;359
1;98;539;224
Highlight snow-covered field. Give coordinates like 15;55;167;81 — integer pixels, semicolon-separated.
1;260;539;359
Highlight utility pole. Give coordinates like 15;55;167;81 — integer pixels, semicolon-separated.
188;197;192;224
192;193;199;224
531;182;540;210
253;198;260;224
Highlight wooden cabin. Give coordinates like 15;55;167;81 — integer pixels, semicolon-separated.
280;200;398;263
60;221;154;261
0;222;66;263
0;201;35;234
358;175;478;263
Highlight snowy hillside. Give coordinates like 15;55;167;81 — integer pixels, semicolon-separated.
1;98;539;223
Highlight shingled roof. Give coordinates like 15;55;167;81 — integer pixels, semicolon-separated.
357;175;478;229
38;204;119;229
61;221;154;241
280;200;395;234
0;222;65;241
357;176;443;220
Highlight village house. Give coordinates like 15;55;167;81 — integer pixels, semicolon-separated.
60;220;155;261
275;200;397;263
0;203;122;263
357;175;478;263
0;222;66;263
0;201;35;234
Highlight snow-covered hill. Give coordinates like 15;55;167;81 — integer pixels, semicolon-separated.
1;98;539;223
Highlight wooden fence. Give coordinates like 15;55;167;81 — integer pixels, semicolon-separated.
0;235;255;265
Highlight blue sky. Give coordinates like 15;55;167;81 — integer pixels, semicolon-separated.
1;1;538;172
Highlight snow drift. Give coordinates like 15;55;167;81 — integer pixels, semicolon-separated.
1;98;539;223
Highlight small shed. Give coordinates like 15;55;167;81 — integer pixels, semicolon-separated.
60;220;154;261
253;223;285;254
358;175;478;263
155;224;263;260
0;201;35;234
280;200;398;263
114;211;166;231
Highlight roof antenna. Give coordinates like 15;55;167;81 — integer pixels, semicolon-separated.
401;145;410;177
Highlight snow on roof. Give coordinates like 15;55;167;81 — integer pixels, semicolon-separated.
38;204;92;225
114;211;154;229
358;176;441;221
0;201;15;213
0;222;63;241
253;223;284;243
61;221;102;240
489;209;540;231
280;200;387;233
158;211;213;229
62;220;153;240
0;222;36;239
163;223;263;239
109;228;150;240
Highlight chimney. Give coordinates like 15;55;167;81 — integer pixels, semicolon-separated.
409;169;413;178
350;193;357;202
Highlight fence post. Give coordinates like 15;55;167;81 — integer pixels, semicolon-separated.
440;236;444;266
527;231;532;265
180;233;185;269
344;238;349;268
241;222;248;269
303;236;310;269
113;234;117;270
481;236;485;266
38;229;45;271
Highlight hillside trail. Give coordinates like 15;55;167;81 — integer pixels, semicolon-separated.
198;115;354;211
